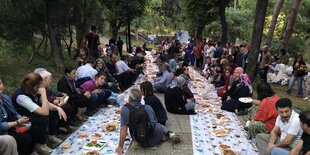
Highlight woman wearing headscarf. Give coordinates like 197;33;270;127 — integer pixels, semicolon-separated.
164;76;195;115
221;67;252;115
217;66;234;97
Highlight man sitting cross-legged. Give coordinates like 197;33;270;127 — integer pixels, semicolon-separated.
256;98;303;155
116;89;181;155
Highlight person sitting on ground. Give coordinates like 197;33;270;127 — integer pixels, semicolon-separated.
79;72;112;115
116;89;181;155
76;56;98;81
0;75;33;155
115;55;137;90
140;81;168;126
0;135;18;155
221;67;252;115
75;47;89;66
217;66;234;97
34;68;73;134
94;58;119;92
211;64;225;88
11;73;57;154
285;111;310;155
164;76;195;115
57;67;94;122
246;82;279;139
154;63;174;93
276;49;289;65
256;98;303;155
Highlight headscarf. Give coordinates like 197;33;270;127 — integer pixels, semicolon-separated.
234;67;244;74
169;76;187;88
239;73;253;94
225;66;233;75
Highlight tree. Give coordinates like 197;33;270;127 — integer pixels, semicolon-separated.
247;0;269;80
265;0;284;46
218;0;228;45
280;0;302;50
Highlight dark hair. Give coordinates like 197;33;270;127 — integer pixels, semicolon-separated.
275;98;292;109
299;111;310;127
175;68;185;76
21;73;43;95
140;81;153;96
64;66;75;74
256;82;275;100
87;57;96;64
91;26;97;31
95;71;106;79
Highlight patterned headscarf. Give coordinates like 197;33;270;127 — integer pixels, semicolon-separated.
169;76;187;88
239;73;253;94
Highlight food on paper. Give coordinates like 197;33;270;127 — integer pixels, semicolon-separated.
219;143;231;150
193;84;205;89
221;117;231;121
201;103;210;108
102;123;118;132
222;149;237;155
197;109;203;113
86;151;100;155
79;132;87;138
114;108;121;114
238;97;253;103
216;114;225;119
62;143;70;149
91;133;102;139
224;125;233;130
212;108;220;113
107;105;113;108
211;129;229;137
83;140;107;151
112;117;120;121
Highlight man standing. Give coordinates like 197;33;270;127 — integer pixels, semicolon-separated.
85;26;100;59
256;98;303;155
116;89;180;155
117;37;124;58
259;45;272;82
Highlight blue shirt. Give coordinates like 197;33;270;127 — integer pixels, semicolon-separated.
0;94;21;135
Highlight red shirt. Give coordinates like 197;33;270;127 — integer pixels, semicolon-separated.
253;95;279;132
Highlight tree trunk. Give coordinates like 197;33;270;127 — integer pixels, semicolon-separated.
74;0;88;49
219;0;228;45
194;25;204;41
265;0;284;46
46;0;64;72
280;0;302;50
247;0;269;81
135;27;139;41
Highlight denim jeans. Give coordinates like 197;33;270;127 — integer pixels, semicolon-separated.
271;147;289;155
287;75;304;96
154;84;168;93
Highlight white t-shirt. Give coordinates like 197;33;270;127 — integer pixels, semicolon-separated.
116;60;130;75
207;46;216;58
16;95;39;113
76;64;98;80
275;111;303;148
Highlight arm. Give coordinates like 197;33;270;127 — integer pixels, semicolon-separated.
34;88;50;116
289;140;303;155
274;134;295;148
268;125;280;150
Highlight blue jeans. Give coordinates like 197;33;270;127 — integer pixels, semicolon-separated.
287;75;304;96
271;147;289;155
154;84;168;93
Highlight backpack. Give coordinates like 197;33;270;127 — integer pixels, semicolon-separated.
124;104;154;148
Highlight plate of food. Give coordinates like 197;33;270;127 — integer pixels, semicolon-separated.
219;143;231;150
238;97;253;103
221;117;231;122
91;133;102;139
83;140;107;151
211;129;229;137
85;150;100;155
222;149;239;155
61;143;71;150
114;108;121;114
101;123;119;132
79;131;88;138
216;113;225;119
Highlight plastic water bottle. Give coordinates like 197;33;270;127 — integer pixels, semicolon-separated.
240;148;248;155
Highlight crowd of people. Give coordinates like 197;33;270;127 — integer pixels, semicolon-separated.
1;28;310;155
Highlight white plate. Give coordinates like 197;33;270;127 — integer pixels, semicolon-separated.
239;97;253;103
83;140;107;151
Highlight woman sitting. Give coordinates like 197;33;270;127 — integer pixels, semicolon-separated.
246;82;279;139
217;66;234;97
0;75;33;154
140;81;168;125
11;73;56;154
221;67;252;115
164;76;195;115
94;59;119;92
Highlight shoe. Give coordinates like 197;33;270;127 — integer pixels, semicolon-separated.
76;115;88;122
169;132;181;144
48;135;63;144
303;97;309;101
58;126;73;134
68;119;81;126
34;143;53;154
131;141;141;149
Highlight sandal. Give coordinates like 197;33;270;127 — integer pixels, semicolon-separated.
58;126;73;134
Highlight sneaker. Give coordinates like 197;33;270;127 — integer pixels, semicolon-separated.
48;135;62;144
34;143;53;154
304;97;309;101
169;132;181;144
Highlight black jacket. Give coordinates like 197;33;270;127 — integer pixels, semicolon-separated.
144;95;168;123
